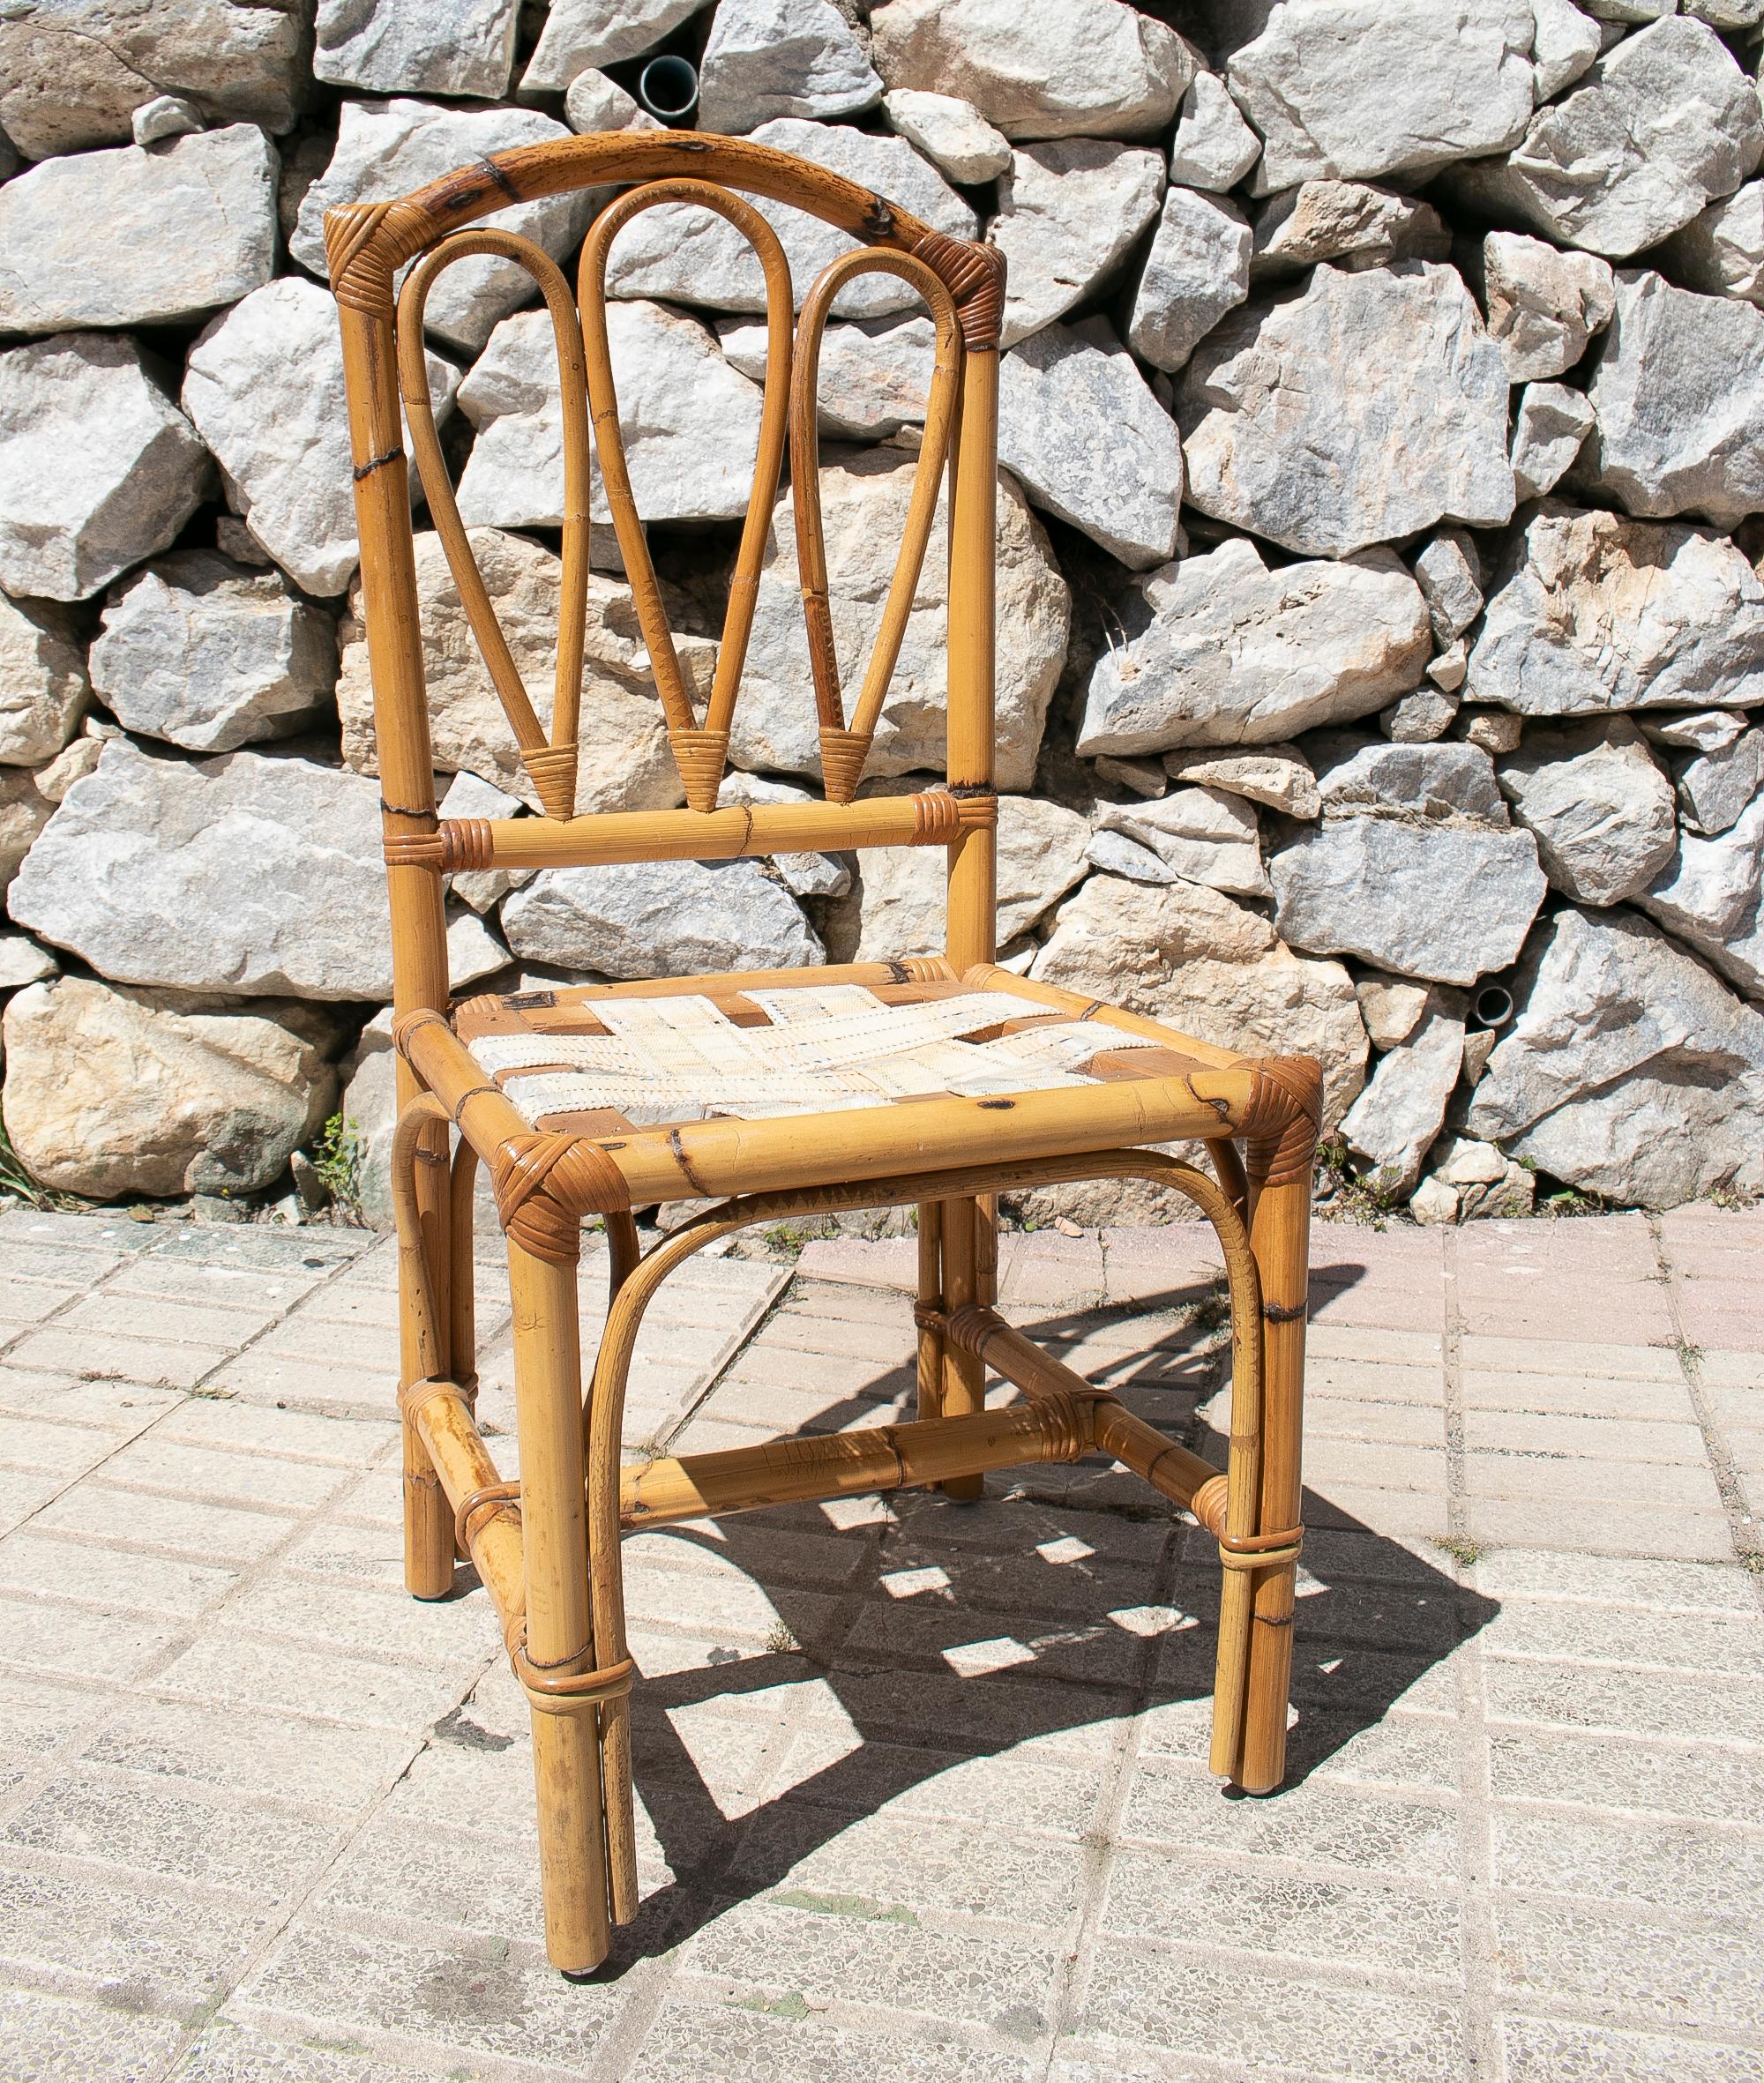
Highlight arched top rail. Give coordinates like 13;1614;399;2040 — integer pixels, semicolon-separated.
323;131;1005;348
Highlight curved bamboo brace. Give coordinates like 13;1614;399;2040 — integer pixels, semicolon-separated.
397;228;593;821
579;1146;1269;1915
578;181;796;812
790;248;962;803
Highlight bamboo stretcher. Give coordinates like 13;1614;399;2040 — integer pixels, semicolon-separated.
331;130;1319;1975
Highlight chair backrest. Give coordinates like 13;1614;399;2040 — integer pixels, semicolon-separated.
328;132;1005;1027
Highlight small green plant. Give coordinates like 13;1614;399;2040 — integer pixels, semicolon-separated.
1542;1183;1605;1219
1315;1138;1400;1229
310;1113;366;1220
764;1622;802;1656
1430;1534;1482;1568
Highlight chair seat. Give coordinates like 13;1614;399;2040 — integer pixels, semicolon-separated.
449;966;1241;1202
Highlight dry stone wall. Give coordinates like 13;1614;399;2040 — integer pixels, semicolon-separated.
1;0;1762;1226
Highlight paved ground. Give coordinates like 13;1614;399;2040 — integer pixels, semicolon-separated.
0;1201;1760;2083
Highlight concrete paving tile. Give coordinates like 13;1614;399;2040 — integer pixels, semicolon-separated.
1473;1549;1757;1612
1476;1597;1764;1676
0;1369;182;1429
1140;1697;1462;1796
0;1590;188;1684
6;1325;235;1389
1102;1841;1462;1979
80;1699;415;1813
1484;1654;1764;1749
1499;2013;1764;2080
796;1236;919;1289
1304;1326;1446;1369
719;1346;908;1400
1487;1724;1764;1825
1079;1941;1466;2079
0;1240;131;1287
1304;1400;1448;1447
682;1893;1069;2038
1462;1370;1698;1421
1463;1452;1722;1507
92;1437;356;1512
0;1208;153;1254
0;1983;183;2079
1494;1896;1764;2034
153;1631;469;1734
240;1317;404;1371
106;1252;326;1307
1462;1495;1736;1562
763;1727;1110;1840
1119;1755;1461;1879
0;1414;121;1477
0;1528;239;1616
1699;1350;1764;1390
841;1594;1149;1691
1298;1438;1448;1491
36;1482;300;1563
1491;1806;1764;1914
231;1920;624;2071
155;1398;394;1464
1304;1359;1445;1408
0;1669;110;1761
1297;1483;1453;1541
316;1809;548;1943
172;2019;449;2083
809;1663;1131;1760
56;1292;275;1349
3;1766;345;1898
733;1805;1092;1930
222;1572;494;1669
0;1279;79;1329
0;1857;276;2012
151;1226;367;1271
197;1354;396;1422
627;1998;1038;2083
1460;1336;1679;1380
1461;1411;1708;1464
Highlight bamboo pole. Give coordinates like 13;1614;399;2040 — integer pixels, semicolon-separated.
1237;1175;1311;1796
507;1241;612;1974
915;1197;945;1424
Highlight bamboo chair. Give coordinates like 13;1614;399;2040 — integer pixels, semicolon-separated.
328;132;1319;1976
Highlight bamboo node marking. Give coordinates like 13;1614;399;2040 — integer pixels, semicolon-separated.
353;446;405;482
1262;1300;1306;1324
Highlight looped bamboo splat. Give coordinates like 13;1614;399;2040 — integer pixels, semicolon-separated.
789;247;962;801
333;129;1317;1980
396;228;591;820
578;181;796;813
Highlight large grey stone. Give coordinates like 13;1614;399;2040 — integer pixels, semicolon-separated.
881;91;1012;185
1576;269;1764;529
183;278;460;598
1127;187;1252;374
564;69;662;134
1170;71;1261;192
601;119;975;320
1511;382;1596;500
1342;989;1469;1196
1078;537;1431;756
1497;717;1678;904
1477;232;1617;381
1466;905;1764;1205
1466;504;1764;715
1272;745;1547;984
852;788;1091;959
990;140;1165;347
336;527;706;814
521;0;714;90
0;930;56;991
870;0;1195;142
1030;871;1367;1126
1636;790;1764;999
997;320;1185;570
0;976;340;1201
1672;728;1764;837
0;765;54;896
0;333;210;603
1530;0;1603;98
0;596;87;768
1413;530;1484;645
0;126;277;333
729;449;1069;792
315;0;519;96
456;302;765;529
8;741;398;1001
716;770;849;901
1661;183;1764;303
1095;785;1269;898
699;0;882;133
1178;264;1515;559
1228;0;1536;194
1448;17;1764;258
1247;180;1449;281
720;312;937;439
88;552;338;755
0;0;309;161
502;858;822;978
291;100;592;355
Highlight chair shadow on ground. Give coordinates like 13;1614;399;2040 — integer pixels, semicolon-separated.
483;1254;1499;1973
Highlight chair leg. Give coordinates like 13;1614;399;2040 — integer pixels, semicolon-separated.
399;1111;455;1601
938;1195;985;1501
507;1240;614;1974
915;1199;945;1424
1237;1168;1312;1795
